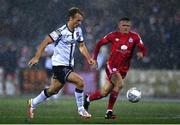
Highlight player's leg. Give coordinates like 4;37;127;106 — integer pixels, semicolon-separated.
86;63;117;104
84;79;113;111
105;72;123;119
45;69;59;100
12;73;20;95
2;71;7;96
32;78;63;106
28;78;64;118
67;72;91;118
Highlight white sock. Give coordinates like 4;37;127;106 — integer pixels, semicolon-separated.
74;88;84;111
106;109;113;113
87;96;90;102
32;90;48;108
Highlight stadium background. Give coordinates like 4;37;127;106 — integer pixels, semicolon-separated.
0;0;180;124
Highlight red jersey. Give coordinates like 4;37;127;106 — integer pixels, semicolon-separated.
93;31;147;74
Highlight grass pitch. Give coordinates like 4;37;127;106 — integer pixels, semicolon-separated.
0;96;180;124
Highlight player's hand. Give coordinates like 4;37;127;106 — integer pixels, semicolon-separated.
136;52;143;60
91;60;98;69
87;58;94;65
28;57;39;67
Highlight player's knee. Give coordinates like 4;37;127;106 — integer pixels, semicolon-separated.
114;83;123;90
52;90;59;95
101;90;109;97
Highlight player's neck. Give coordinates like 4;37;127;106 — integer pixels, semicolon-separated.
67;22;75;32
119;31;129;35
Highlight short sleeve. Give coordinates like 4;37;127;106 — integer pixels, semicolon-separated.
134;33;143;45
135;33;147;56
103;32;114;41
49;29;62;41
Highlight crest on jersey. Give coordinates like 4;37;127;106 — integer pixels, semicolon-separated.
76;32;79;37
115;38;120;42
128;37;133;43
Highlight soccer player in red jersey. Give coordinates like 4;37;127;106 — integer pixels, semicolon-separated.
84;17;147;119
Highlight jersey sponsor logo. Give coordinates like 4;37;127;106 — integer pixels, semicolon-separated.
128;37;133;43
121;45;128;50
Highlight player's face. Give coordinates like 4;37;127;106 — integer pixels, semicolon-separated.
70;13;83;28
118;21;131;34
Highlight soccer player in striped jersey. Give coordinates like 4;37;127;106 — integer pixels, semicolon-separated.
27;7;94;119
84;17;147;119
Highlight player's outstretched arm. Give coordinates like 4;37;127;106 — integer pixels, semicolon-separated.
91;59;98;69
78;42;94;65
28;36;53;67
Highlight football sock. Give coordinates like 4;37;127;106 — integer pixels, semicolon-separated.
89;90;102;101
86;96;90;102
75;88;84;111
107;90;119;110
106;109;113;113
32;89;49;108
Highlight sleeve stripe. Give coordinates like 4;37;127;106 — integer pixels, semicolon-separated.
48;34;54;42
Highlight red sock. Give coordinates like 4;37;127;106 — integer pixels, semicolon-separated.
107;90;119;110
89;90;102;101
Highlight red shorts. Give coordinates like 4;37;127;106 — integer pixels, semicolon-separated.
105;63;127;82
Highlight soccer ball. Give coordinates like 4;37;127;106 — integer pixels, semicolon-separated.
126;87;141;103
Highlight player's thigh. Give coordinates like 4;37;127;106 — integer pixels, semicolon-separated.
101;79;113;96
111;72;123;87
48;78;64;92
67;72;84;86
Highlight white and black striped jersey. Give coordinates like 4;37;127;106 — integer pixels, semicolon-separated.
49;24;84;67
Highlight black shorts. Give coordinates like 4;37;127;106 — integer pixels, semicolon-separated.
46;69;52;78
52;66;73;84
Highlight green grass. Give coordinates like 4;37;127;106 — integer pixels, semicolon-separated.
0;96;180;124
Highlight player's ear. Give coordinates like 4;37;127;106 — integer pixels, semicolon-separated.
69;17;72;21
68;16;73;21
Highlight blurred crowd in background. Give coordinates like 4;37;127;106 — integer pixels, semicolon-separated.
0;0;179;95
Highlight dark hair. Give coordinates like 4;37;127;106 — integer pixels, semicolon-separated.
68;7;84;18
119;17;131;21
